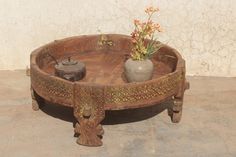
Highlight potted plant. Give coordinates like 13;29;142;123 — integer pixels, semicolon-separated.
124;6;163;82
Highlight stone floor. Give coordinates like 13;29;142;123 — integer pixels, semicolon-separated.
0;70;236;157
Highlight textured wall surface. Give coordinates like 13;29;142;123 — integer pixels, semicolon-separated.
0;0;235;76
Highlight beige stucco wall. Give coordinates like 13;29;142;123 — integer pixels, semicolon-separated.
0;0;235;76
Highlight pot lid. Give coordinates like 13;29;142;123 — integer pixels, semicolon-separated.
55;57;85;73
61;57;78;66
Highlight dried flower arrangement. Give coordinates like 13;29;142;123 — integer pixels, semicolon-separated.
130;6;163;60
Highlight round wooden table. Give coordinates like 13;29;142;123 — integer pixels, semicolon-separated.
30;34;189;146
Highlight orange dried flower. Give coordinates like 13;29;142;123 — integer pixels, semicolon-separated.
145;6;159;15
154;23;162;32
134;19;141;26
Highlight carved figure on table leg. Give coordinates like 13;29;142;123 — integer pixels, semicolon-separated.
74;105;104;146
170;97;183;123
74;86;105;146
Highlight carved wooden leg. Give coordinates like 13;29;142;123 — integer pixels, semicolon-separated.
31;87;44;111
170;97;183;123
169;80;189;123
74;105;105;146
74;85;105;147
32;98;39;111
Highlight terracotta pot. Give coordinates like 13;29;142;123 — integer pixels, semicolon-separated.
124;58;154;82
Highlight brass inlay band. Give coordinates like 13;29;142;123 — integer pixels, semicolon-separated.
105;72;183;104
32;67;182;107
31;68;73;99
